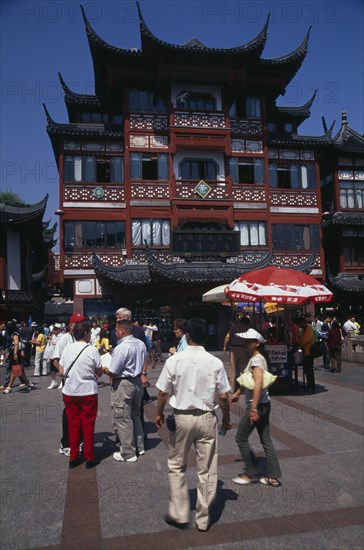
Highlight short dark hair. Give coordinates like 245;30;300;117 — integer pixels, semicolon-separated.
73;321;91;341
173;318;187;332
239;316;251;325
186;318;208;345
294;316;307;326
116;319;133;334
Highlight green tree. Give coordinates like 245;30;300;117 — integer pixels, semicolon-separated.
0;191;28;206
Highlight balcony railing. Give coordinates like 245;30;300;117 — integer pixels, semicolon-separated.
174;111;226;129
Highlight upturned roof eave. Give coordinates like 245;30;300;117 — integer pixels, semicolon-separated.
0;194;49;225
137;1;270;57
327;269;364;293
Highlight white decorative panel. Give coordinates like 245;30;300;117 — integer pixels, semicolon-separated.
246;141;263;153
130;135;149;148
338;170;354;180
150;135;168;148
75;279;95;295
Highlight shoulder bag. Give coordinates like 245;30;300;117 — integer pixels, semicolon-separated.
236;368;277;390
62;344;89;383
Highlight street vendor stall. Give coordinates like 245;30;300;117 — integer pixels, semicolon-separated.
224;266;334;390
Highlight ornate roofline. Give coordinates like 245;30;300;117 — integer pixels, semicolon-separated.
137;1;270;57
261;27;311;65
258;27;311;88
58;72;100;106
147;249;273;284
80;5;141;57
269;120;334;147
322;212;364;228
43;104;123;137
331;111;364;153
0;195;49;225
92;253;151;285
326;267;364;294
277;89;317;120
91;248;317;286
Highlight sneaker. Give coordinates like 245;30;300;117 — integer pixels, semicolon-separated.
138;450;145;456
58;381;63;389
47;381;59;389
113;452;137;462
28;381;35;388
59;446;70;457
18;383;27;389
0;385;6;391
3;387;12;394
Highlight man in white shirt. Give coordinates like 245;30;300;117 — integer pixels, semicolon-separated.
90;321;100;346
103;319;147;462
155;318;231;532
343;317;357;335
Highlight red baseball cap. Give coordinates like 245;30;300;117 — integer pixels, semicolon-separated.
69;313;86;324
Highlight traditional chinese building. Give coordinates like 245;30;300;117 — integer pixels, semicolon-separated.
0;195;56;322
320;112;364;313
44;3;363;344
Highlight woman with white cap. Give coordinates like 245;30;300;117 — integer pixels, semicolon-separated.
231;328;282;487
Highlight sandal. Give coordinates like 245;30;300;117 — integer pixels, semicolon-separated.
232;474;256;485
260;477;281;487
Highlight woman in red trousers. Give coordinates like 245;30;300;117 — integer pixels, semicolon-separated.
59;321;103;469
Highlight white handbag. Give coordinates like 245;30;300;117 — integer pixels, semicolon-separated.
236;369;277;390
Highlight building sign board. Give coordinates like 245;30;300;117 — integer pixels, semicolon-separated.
171;230;240;256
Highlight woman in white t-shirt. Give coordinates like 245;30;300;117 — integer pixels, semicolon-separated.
59;321;103;469
230;329;282;487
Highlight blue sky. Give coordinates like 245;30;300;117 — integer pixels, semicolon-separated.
1;0;363;248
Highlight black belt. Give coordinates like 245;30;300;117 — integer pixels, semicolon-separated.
119;374;142;379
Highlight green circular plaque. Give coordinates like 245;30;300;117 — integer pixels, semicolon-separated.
93;187;105;199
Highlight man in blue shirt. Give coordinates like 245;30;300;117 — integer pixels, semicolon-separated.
103;319;147;462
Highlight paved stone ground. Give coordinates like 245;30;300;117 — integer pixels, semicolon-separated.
0;353;363;550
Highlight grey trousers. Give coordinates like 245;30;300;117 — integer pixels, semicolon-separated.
168;410;218;530
111;377;144;459
235;401;282;480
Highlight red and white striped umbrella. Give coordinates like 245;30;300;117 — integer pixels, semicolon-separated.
225;266;333;305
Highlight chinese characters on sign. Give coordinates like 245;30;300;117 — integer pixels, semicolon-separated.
266;345;288;364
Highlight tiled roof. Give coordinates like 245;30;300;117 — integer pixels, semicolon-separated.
92;253;151;285
58;73;101;106
147;250;273;284
276;90;317;122
137;2;269;57
43;104;123;138
0;195;48;224
91;250;317;286
322;212;364;228
331;114;364;153
328;271;364;293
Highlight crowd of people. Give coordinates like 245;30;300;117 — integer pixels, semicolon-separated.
0;308;361;531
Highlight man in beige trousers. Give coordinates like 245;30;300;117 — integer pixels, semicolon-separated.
155;318;231;532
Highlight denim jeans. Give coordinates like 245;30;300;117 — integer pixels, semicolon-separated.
235;401;281;479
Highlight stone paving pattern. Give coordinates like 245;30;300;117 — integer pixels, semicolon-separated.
0;353;363;550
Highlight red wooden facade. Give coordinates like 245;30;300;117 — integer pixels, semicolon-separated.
45;4;364;339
